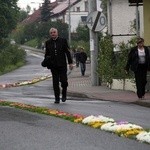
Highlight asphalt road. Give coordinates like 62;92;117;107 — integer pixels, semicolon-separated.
0;50;150;149
0;106;150;150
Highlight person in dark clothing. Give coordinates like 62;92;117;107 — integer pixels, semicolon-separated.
44;28;73;104
78;47;87;76
125;37;150;100
74;48;80;67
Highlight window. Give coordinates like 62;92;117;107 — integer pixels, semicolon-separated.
77;7;80;12
85;1;88;12
128;0;143;3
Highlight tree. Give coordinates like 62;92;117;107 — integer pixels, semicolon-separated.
41;0;52;22
0;0;20;40
74;25;89;42
19;10;28;22
26;5;31;14
35;20;69;47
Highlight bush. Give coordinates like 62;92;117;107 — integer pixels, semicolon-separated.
97;35;114;84
97;35;135;84
24;39;39;48
0;40;26;73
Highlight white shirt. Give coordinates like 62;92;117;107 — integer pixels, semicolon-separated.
138;49;145;64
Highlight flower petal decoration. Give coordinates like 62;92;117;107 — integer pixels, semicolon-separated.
0;100;149;144
0;74;52;89
136;131;150;144
82;115;115;124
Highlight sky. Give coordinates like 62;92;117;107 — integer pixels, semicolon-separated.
17;0;56;10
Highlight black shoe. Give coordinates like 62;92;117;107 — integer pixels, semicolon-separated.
54;101;60;104
54;98;60;104
62;97;66;102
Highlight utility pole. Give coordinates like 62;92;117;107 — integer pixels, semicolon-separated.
68;0;71;44
88;0;100;86
136;3;139;37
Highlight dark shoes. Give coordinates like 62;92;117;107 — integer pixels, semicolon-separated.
54;100;60;104
54;98;60;104
54;97;67;103
62;97;66;102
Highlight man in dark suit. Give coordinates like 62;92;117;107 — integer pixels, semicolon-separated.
44;28;73;104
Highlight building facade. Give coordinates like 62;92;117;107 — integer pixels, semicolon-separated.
107;0;138;44
51;0;88;32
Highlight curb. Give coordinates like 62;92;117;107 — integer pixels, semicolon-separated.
68;91;150;108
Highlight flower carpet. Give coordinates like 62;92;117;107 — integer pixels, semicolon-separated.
0;74;150;144
0;100;150;145
0;74;52;89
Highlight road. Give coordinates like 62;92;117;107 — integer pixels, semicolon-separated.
0;50;150;150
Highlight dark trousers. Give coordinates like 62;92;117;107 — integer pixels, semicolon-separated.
134;64;147;98
51;66;68;100
80;62;86;76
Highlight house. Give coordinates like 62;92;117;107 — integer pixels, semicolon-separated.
107;0;150;46
20;1;58;25
107;0;143;45
20;0;88;33
50;0;88;32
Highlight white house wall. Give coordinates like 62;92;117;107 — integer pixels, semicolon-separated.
65;0;88;32
110;0;136;44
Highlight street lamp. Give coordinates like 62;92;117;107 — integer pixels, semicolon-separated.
68;0;71;44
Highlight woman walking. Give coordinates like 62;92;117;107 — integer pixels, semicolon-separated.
125;37;150;100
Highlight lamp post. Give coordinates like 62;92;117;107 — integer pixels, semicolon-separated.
68;0;71;44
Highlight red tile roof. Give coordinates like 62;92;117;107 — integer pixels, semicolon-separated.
20;9;41;25
51;0;79;16
20;1;58;25
19;0;80;25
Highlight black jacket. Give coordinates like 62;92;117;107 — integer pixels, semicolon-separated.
78;52;87;63
125;46;150;72
45;37;72;68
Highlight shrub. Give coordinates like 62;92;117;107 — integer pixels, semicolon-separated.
0;40;26;73
97;35;135;85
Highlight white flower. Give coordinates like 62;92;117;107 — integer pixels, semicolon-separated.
101;122;143;132
101;122;117;132
82;115;114;124
136;131;150;144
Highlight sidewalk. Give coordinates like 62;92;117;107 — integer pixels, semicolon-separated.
67;63;150;108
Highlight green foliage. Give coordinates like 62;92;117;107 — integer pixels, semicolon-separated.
26;5;31;14
24;39;38;47
19;10;28;22
97;36;136;84
73;25;89;42
97;35;114;84
23;23;36;41
0;39;26;73
41;0;52;22
101;0;107;17
0;0;20;39
12;19;69;48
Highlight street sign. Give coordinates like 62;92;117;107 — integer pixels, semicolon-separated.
86;11;107;32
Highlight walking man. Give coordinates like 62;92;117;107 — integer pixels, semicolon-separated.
44;28;73;103
78;47;87;76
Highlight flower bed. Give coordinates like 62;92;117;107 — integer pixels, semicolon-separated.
0;100;149;144
0;74;52;89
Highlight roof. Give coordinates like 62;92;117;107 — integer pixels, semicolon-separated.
20;9;41;25
19;0;80;25
51;0;79;16
20;1;57;25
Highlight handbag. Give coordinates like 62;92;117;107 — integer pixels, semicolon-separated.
41;56;53;69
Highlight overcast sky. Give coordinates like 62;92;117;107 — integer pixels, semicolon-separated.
18;0;56;10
